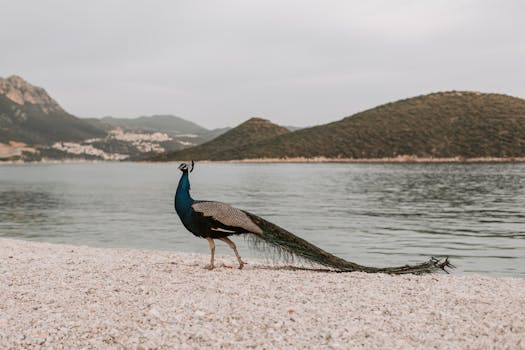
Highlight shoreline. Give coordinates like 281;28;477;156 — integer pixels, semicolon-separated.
3;156;525;165
192;156;525;163
1;238;524;349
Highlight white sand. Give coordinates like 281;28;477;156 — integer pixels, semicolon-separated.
1;239;524;349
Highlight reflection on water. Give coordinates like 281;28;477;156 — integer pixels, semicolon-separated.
0;189;64;238
0;190;62;210
1;162;524;277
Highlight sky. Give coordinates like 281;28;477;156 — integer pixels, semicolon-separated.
1;0;524;129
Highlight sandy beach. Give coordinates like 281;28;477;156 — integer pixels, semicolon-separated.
216;156;525;164
1;239;524;349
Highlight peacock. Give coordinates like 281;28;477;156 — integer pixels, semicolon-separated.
174;161;453;274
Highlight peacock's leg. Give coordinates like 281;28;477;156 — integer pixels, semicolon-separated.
206;237;215;270
219;237;245;269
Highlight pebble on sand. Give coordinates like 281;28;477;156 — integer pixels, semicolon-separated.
1;239;524;349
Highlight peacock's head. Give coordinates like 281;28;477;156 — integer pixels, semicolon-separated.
178;161;194;173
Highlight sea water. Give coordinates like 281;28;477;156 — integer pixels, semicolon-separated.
1;162;524;277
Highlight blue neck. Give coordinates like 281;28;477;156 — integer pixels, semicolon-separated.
175;171;193;217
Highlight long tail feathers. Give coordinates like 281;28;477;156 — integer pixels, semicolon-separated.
244;211;454;275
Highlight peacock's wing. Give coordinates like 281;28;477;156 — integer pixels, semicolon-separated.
192;201;263;235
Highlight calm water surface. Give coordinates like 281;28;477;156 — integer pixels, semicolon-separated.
1;162;524;277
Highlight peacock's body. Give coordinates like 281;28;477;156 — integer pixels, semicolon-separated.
174;161;453;274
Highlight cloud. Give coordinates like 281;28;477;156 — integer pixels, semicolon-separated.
1;0;524;128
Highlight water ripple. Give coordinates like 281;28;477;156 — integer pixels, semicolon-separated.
1;162;524;277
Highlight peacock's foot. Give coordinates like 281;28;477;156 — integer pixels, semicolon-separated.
204;264;215;270
219;262;233;269
238;260;246;270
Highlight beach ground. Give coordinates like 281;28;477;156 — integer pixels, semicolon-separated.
1;239;524;349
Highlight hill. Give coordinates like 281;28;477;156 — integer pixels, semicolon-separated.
0;75;225;161
0;76;105;145
154;91;525;161
98;115;208;135
151;118;290;161
85;115;229;145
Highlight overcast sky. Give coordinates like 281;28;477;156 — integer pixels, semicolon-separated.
1;1;524;129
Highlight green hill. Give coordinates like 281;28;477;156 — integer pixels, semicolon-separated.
154;91;525;161
0;76;105;145
85;115;230;145
98;115;208;135
151;117;290;161
0;75;228;161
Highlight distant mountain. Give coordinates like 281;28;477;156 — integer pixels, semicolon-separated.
0;75;224;161
284;125;303;132
203;127;231;141
152;91;525;161
98;115;208;135
0;75;105;145
85;115;230;144
5;79;523;162
152;118;290;161
245;91;525;159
